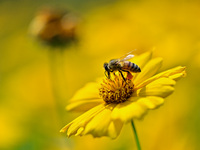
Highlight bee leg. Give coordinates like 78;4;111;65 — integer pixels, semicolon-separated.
121;69;129;73
109;70;114;79
104;71;108;78
119;70;126;81
104;71;110;79
108;71;110;79
122;70;133;80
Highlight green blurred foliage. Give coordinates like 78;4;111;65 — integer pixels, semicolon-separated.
0;0;200;150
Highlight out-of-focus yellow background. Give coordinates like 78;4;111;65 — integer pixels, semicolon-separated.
0;0;199;149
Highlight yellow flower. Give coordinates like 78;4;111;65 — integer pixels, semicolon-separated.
60;51;186;139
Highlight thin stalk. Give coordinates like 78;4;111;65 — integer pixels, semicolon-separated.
131;120;141;150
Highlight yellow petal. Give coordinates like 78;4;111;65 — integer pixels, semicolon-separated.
136;78;175;98
60;104;105;137
83;104;123;139
67;82;102;112
111;96;164;122
70;82;101;101
135;66;186;89
108;119;123;139
66;99;103;112
134;57;163;86
137;96;164;109
169;71;186;81
111;97;148;122
75;127;84;136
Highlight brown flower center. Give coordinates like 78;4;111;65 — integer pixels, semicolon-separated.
99;74;134;104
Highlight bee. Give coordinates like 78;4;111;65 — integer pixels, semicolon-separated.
104;51;141;81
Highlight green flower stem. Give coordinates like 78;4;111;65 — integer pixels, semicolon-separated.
131;120;141;150
48;49;65;119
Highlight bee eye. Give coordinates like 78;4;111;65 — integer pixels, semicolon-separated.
104;63;108;70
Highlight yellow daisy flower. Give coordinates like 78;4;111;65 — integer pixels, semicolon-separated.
60;51;186;139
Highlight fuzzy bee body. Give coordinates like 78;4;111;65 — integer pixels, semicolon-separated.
104;51;141;81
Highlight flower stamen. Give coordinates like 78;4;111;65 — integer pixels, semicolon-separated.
99;73;134;104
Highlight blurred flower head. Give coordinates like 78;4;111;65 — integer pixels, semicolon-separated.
29;7;79;47
60;51;186;139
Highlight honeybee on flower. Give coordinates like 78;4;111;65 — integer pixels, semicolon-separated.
60;51;186;144
104;50;141;81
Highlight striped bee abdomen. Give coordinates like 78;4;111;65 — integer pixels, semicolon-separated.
122;61;141;72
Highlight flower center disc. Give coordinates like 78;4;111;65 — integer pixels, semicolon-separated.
99;75;134;104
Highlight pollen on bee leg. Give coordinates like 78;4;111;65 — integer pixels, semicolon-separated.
99;74;134;104
127;72;133;80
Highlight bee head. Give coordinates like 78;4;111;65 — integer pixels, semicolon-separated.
103;62;109;72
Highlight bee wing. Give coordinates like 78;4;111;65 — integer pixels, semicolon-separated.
119;50;136;62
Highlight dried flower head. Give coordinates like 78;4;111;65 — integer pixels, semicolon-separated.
29;7;79;47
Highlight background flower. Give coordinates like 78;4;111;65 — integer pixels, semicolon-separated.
29;7;79;47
